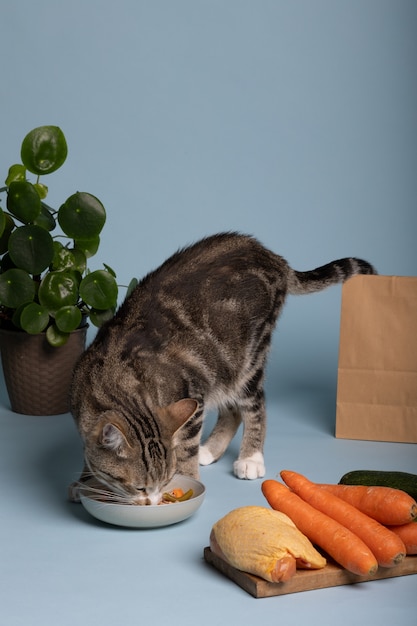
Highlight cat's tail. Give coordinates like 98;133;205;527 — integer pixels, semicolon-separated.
287;257;377;295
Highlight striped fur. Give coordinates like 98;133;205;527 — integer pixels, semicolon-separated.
70;232;375;504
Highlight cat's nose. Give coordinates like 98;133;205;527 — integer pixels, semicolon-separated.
146;490;161;505
133;488;160;505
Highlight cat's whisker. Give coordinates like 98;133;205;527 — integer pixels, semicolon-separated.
78;480;134;504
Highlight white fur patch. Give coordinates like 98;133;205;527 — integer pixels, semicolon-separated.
233;452;265;479
198;445;215;466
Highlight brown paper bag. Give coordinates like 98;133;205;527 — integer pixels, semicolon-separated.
335;275;417;443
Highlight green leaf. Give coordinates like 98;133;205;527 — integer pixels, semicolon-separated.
0;252;17;272
51;242;87;274
33;183;48;199
46;323;70;347
52;241;75;271
5;164;26;186
7;180;41;223
58;192;106;239
74;236;100;259
126;277;138;298
69;247;87;273
33;203;56;231
20;302;50;334
21;125;68;176
103;263;117;278
0;208;6;238
0;268;36;308
89;307;116;327
0;213;15;254
38;270;80;312
8;224;54;274
55;305;82;332
11;304;26;329
79;269;118;309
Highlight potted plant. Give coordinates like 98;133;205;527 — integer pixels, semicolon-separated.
0;125;126;415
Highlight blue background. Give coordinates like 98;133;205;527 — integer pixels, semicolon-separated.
2;0;416;394
1;2;416;625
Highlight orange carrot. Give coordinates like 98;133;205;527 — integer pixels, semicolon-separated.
387;521;417;555
317;483;417;525
280;470;406;568
261;479;378;576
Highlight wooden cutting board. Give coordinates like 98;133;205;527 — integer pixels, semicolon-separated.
204;547;417;598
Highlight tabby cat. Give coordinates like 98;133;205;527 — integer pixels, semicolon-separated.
69;232;375;504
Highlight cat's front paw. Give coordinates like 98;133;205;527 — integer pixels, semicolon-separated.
198;444;215;466
233;452;265;479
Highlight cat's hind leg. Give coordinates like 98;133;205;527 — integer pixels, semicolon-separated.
199;404;241;466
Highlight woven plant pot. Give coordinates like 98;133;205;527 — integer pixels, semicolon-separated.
0;327;87;415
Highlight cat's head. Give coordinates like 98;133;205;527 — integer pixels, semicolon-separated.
79;398;198;505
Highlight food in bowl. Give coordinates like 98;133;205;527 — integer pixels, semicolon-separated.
161;488;193;503
79;474;205;528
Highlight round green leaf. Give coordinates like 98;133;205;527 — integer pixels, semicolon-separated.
8;224;54;274
0;268;36;308
52;241;75;271
5;164;26;186
55;305;82;332
74;236;100;259
7;180;41;223
0;208;6;238
33;204;56;231
20;302;50;334
33;183;48;199
21;126;68;176
125;277;138;299
79;270;118;309
0;252;17;272
89;307;116;327
46;323;70;347
38;270;80;311
11;303;26;329
0;213;15;254
58;192;106;239
51;243;87;274
69;247;87;273
103;263;116;278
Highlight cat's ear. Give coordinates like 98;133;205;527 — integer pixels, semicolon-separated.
158;398;199;437
97;418;130;457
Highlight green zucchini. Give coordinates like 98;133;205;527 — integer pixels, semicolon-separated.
339;470;417;501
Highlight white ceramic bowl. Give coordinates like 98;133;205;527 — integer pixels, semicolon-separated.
79;474;205;528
